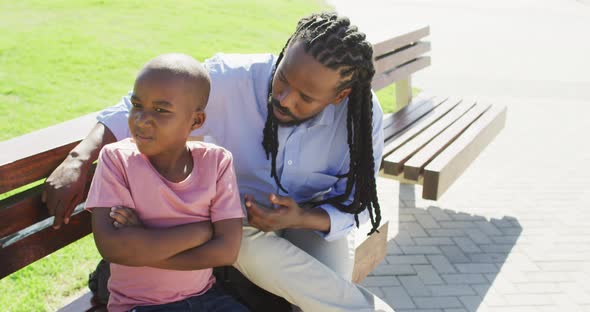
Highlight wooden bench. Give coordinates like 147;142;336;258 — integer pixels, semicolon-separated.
0;25;506;311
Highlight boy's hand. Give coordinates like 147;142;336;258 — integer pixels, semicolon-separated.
109;206;142;228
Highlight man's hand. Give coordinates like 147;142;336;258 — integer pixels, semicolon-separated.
244;194;305;232
42;158;89;229
109;206;143;228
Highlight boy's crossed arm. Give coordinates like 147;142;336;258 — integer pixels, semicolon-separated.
93;207;243;270
91;208;213;267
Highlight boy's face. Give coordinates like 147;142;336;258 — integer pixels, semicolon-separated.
129;71;204;156
270;40;351;126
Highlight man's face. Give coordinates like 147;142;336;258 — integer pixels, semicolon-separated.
128;71;203;157
270;41;350;126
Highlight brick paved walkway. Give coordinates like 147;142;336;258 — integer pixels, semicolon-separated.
365;97;590;311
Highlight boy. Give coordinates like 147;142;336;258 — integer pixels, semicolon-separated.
85;53;248;312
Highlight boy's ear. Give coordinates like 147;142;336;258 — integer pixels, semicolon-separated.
333;87;352;105
191;111;206;131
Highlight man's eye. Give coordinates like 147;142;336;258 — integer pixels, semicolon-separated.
155;108;169;113
301;95;313;103
131;102;142;108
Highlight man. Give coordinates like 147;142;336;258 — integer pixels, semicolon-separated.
44;12;393;312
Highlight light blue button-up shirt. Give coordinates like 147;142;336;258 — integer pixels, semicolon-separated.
97;53;384;241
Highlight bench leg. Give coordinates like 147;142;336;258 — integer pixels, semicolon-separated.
395;77;412;111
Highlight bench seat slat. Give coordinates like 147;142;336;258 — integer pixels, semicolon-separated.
403;101;491;180
374;41;431;76
382;94;440;140
372;56;431;91
384;100;477;176
0;210;92;279
422;104;507;200
0;186;48;238
58;291;106;312
382;97;461;160
0;175;93;238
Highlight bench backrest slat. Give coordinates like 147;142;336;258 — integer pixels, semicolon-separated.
372;57;431;91
423;104;507;199
0;113;97;194
374;42;431;77
370;26;430;91
403;101;492;180
370;26;429;58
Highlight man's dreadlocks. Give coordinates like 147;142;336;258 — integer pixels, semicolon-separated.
262;12;381;235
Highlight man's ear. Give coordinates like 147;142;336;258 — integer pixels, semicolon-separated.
191;111;206;131
333;87;352;105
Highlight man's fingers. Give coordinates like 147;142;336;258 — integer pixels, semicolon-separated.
269;194;294;206
52;200;65;229
41;188;47;203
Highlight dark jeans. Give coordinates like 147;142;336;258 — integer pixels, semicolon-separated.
131;285;250;312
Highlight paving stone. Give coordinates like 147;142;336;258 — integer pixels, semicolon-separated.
414;237;456;246
514;282;561;294
502;294;554;306
426;206;453;221
426;229;466;237
427;285;477;296
416;214;441;229
463;228;493;244
387;255;429;265
399;276;432;296
453;237;482;254
414;265;445;285
412;296;464;309
361;275;401;287
366;286;386;298
479;244;515;253
401;222;430;238
427;255;457;274
441;274;488;284
371;264;416;276
475;221;504;236
455;263;500;274
440;246;471;263
468;253;509;263
458;295;482;311
439;221;478;229
402;246;443;255
382;286;416;309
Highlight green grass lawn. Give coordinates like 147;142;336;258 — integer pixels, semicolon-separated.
0;1;402;310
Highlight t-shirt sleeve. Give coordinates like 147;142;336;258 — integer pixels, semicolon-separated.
209;150;244;222
85;147;135;210
96;91;133;141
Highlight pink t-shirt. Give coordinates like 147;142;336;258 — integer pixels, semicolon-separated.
85;138;244;312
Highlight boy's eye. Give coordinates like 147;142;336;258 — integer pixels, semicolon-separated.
131;102;142;108
155;108;170;113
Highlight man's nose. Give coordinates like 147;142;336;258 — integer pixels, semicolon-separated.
277;86;295;108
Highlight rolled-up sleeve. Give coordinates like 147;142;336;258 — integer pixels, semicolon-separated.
316;91;384;241
96;91;133;141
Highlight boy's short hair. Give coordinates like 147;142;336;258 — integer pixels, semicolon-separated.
138;53;211;111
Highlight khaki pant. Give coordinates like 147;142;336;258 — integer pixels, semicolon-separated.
233;226;394;312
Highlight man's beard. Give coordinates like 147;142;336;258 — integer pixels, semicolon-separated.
269;97;313;127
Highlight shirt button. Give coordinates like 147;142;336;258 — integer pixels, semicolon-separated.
287;160;293;165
